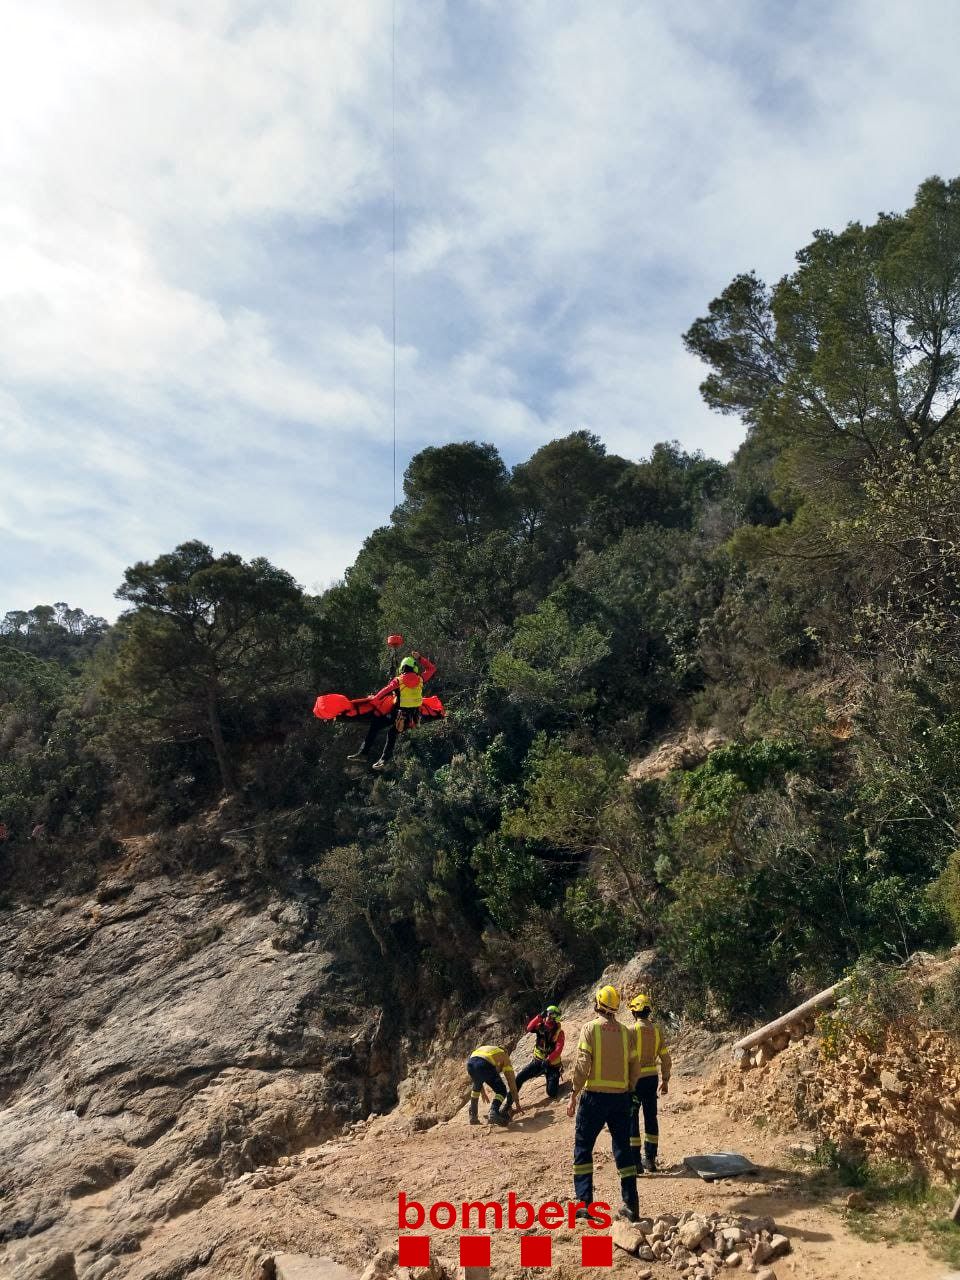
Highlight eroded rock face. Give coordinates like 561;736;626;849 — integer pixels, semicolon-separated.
0;874;396;1271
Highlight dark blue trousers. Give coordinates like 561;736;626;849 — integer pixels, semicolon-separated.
572;1091;638;1211
466;1055;509;1120
515;1056;561;1098
631;1074;660;1164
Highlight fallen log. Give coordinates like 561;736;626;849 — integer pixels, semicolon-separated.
732;981;846;1059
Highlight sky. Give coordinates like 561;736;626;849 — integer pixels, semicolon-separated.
3;0;960;619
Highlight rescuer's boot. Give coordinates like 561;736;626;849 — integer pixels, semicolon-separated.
488;1096;509;1126
468;1096;480;1125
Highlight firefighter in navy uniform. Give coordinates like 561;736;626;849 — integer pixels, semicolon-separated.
628;993;672;1172
566;985;641;1222
465;1044;522;1127
515;1005;565;1100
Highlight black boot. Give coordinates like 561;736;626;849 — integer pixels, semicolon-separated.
643;1142;658;1173
468;1097;479;1125
488;1098;509;1126
618;1181;640;1222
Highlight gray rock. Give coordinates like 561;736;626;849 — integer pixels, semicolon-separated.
678;1216;710;1250
0;875;394;1260
274;1256;358;1280
612;1222;643;1255
79;1258;119;1280
359;1248;399;1280
19;1249;77;1280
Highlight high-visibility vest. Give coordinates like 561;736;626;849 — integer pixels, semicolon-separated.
580;1018;631;1092
533;1018;562;1060
470;1045;515;1075
398;673;424;708
635;1022;670;1077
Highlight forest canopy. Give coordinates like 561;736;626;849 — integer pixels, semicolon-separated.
5;177;960;1022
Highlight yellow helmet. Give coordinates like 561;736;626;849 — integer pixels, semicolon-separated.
629;993;652;1015
596;984;620;1012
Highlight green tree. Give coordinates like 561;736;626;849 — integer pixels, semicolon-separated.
503;737;646;911
490;598;610;716
395;442;515;547
511;432;628;580
109;541;310;796
685;177;960;505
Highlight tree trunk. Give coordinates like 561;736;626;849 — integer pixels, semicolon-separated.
206;685;238;796
363;907;390;958
606;846;644;914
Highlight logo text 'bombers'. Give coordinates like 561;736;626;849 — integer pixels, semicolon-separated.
398;1192;613;1232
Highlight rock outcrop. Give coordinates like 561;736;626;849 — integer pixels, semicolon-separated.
0;871;397;1273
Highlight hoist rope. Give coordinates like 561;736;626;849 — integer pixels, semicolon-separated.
391;0;398;511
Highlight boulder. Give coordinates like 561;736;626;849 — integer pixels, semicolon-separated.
0;875;388;1257
19;1252;77;1280
360;1248;400;1280
880;1070;908;1098
274;1257;358;1280
79;1259;119;1280
612;1222;644;1255
678;1216;710;1250
751;1235;790;1265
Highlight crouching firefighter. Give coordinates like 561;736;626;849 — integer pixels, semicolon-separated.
566;985;641;1223
629;993;672;1172
466;1044;522;1127
515;1005;564;1100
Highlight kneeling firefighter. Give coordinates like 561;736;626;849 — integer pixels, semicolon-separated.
466;1044;522;1127
515;1005;564;1099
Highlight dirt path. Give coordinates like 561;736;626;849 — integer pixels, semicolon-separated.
116;1048;955;1280
309;1072;948;1280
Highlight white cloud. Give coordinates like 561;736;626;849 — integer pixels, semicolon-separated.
6;0;960;616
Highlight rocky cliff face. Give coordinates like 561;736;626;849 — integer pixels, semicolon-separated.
0;868;398;1276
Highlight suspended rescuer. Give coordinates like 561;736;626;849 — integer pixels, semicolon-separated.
347;650;436;771
466;1044;522;1127
629;993;672;1172
566;985;641;1222
515;1005;564;1100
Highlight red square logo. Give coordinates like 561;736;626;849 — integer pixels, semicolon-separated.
398;1236;430;1268
520;1235;552;1268
581;1234;613;1267
459;1236;491;1267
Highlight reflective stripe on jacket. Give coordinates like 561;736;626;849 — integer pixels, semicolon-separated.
528;1015;564;1064
470;1045;515;1077
634;1021;672;1081
572;1017;639;1094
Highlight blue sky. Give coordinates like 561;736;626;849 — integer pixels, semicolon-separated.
4;0;960;618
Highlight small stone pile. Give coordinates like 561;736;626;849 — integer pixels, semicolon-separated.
612;1210;791;1280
